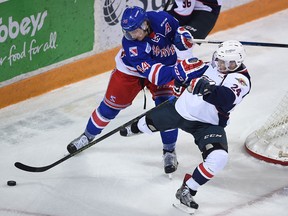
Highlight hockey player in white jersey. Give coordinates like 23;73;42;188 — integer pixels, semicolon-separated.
167;0;222;60
168;0;221;40
120;40;251;213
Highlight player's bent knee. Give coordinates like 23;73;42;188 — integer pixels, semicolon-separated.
145;116;159;132
137;116;154;134
204;149;228;175
202;142;227;160
98;101;120;120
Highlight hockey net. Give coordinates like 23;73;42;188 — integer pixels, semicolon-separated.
245;93;288;166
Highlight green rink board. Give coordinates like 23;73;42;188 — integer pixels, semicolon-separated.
0;0;94;82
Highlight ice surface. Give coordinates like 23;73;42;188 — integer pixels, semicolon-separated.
0;9;288;216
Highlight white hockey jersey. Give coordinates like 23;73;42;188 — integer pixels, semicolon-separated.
175;63;251;127
172;0;222;16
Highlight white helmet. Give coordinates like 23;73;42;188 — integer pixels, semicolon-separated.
213;40;246;73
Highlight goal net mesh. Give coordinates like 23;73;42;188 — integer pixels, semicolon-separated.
245;93;288;165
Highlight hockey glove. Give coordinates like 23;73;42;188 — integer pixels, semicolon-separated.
173;27;193;51
188;76;216;96
173;79;188;98
174;58;206;83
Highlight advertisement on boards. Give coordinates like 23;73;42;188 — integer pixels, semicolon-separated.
95;0;170;53
0;0;94;83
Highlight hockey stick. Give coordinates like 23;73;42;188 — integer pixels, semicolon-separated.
193;39;288;48
14;100;170;172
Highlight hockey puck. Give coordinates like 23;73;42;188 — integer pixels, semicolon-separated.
7;180;16;186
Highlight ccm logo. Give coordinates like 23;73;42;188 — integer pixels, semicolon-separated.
204;134;222;139
174;66;184;82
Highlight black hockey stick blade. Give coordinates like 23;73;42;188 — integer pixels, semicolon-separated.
193;39;288;48
15;158;67;172
14;134;107;172
14;127;136;172
15;162;51;172
14;119;138;172
14;100;170;172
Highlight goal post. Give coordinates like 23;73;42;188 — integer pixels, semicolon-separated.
244;93;288;166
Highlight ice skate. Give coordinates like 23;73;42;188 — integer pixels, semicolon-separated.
175;185;199;209
163;150;178;176
173;174;199;214
67;133;91;154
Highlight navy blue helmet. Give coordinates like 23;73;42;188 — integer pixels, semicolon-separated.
121;6;148;40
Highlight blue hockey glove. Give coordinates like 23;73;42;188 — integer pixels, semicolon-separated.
187;76;216;96
174;58;207;83
173;27;193;51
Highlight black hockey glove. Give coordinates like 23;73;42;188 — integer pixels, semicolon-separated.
173;79;188;98
188;76;216;96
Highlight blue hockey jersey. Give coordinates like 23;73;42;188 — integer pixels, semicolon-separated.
115;10;180;86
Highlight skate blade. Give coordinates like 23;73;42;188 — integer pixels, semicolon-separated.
173;203;196;215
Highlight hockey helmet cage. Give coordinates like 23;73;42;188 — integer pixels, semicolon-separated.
213;40;246;73
121;6;148;40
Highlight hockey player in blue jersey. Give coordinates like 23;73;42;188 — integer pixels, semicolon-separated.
67;6;206;174
120;40;251;213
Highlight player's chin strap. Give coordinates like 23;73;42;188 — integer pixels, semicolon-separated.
193;39;288;48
